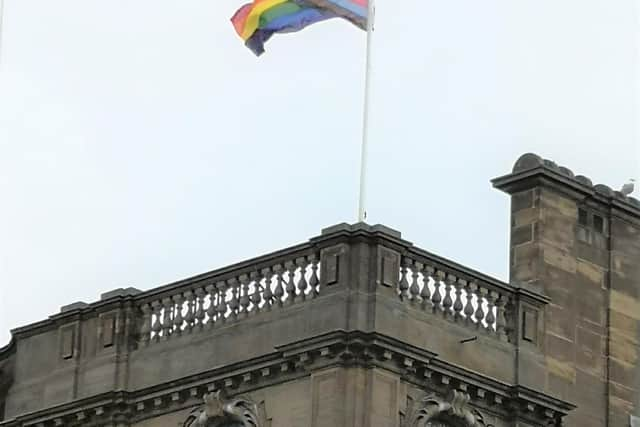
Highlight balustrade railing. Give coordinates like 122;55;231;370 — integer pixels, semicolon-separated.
138;249;320;346
398;252;513;341
133;225;518;348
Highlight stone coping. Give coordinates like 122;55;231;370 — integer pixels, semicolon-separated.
493;153;640;219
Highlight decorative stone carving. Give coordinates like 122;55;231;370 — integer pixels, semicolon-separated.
183;391;262;427
403;390;490;427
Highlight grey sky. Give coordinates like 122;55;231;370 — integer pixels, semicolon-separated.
1;0;639;345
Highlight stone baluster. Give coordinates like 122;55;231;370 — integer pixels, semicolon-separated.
409;261;421;303
308;254;319;299
228;278;240;321
495;293;508;339
431;271;444;312
463;282;476;324
485;290;497;332
139;303;152;346
420;266;433;309
205;284;217;327
295;257;309;302
399;258;410;300
262;267;274;311
184;290;196;333
474;287;487;328
195;288;206;329
151;301;162;342
161;297;174;339
172;293;184;336
216;281;228;324
285;261;297;305
442;274;455;317
250;271;263;314
239;274;251;318
453;278;465;322
273;264;285;307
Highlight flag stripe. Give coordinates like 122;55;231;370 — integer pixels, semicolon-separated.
260;7;334;33
241;0;289;40
260;2;302;26
231;4;253;36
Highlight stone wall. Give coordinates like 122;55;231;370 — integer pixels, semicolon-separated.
494;153;640;427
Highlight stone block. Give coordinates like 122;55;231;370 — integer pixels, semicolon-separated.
609;357;638;389
609;381;637;406
576;326;603;354
576;241;609;268
610;310;640;342
512;224;534;246
575;276;605;326
612;253;640;282
513;207;539;227
512;190;534;212
543;247;577;274
543;268;575;307
545;304;576;341
545;337;576;383
609;395;634;414
512;243;540;282
609;330;639;364
611;290;640;321
539;219;576;251
540;190;577;218
576;260;604;287
546;333;575;362
576;348;604;378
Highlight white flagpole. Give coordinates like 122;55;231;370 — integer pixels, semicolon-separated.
357;0;375;222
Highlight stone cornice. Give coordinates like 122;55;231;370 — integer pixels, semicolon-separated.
492;153;640;224
0;331;574;427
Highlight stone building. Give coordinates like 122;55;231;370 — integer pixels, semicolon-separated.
0;153;639;427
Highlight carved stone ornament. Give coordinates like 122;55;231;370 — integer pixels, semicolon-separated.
183;391;262;427
403;390;491;427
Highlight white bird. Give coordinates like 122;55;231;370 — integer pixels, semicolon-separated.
621;179;636;196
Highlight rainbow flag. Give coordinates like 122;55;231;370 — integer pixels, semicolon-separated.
231;0;368;56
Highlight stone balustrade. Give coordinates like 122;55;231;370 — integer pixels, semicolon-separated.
132;224;525;346
398;251;513;342
137;250;321;345
131;224;521;347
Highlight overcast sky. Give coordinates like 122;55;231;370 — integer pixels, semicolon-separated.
1;0;639;345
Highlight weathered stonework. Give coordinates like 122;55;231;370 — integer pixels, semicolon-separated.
493;153;640;427
0;153;637;426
